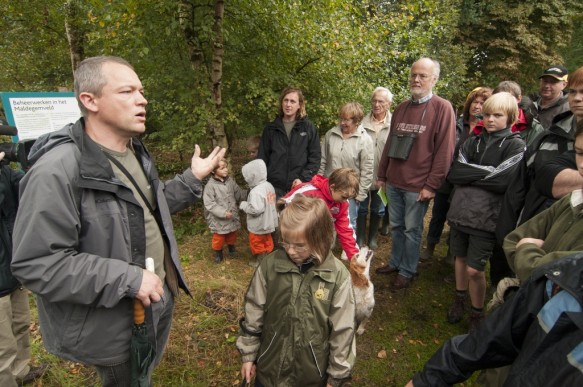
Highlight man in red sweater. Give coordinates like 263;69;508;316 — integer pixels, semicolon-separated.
376;57;456;290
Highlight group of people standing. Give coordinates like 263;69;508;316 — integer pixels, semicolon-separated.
3;51;583;387
217;57;583;386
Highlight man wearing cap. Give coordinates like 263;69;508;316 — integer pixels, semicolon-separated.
534;65;569;129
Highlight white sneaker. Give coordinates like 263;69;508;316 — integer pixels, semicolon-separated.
340;251;348;261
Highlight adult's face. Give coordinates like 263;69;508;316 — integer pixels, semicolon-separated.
91;62;147;138
568;83;583;121
371;92;391;119
409;60;437;100
339;115;358;134
470;96;486;116
539;76;567;103
281;92;301;121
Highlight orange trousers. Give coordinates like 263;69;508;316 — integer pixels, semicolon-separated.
212;231;237;251
249;232;274;255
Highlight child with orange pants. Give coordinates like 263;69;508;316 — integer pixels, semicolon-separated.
240;159;278;267
203;159;247;263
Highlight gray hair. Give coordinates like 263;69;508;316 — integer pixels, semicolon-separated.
413;57;441;80
372;87;394;102
74;56;133;117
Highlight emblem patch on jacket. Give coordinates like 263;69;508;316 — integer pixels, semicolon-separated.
314;282;330;301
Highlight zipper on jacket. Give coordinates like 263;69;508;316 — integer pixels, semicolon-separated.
257;332;278;362
309;341;323;378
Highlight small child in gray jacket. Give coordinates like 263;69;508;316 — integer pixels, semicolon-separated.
203;159;247;263
240;159;278;267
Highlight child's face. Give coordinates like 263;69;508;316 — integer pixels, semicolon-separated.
281;232;311;265
213;161;229;178
482;110;509;132
247;147;258;159
330;185;354;203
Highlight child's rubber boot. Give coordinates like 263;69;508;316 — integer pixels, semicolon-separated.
214;250;223;263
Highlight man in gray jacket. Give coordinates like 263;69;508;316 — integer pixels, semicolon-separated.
11;56;225;386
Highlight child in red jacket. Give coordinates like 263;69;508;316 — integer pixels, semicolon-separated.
281;167;360;260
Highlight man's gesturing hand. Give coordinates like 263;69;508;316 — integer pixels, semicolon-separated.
190;145;227;180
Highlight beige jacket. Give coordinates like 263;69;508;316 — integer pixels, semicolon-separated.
319;125;374;201
362;111;391;188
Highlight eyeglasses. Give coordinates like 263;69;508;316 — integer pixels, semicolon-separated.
281;242;309;253
410;73;431;81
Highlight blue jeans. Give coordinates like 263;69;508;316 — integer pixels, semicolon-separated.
387;184;429;278
358;190;385;217
95;284;174;387
348;198;359;231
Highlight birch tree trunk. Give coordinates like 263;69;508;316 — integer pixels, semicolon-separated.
210;0;227;149
64;0;85;72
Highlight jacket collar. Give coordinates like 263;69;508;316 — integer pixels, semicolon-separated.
537;252;583;304
68;119;151;182
331;124;365;138
274;250;338;283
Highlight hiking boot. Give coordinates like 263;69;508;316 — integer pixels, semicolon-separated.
227;245;237;256
379;211;390;236
376;264;398;275
390;274;412;291
214;250;223;263
447;294;466;324
420;242;436;261
368;214;382;250
17;364;49;386
468;310;484;333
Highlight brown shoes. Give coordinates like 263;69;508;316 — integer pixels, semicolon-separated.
468;310;485;333
17;364;49;386
375;264;398;275
390;274;412;291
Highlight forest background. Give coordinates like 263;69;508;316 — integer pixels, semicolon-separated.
1;1;583;386
1;0;582;154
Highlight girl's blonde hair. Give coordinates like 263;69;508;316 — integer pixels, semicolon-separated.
279;195;334;265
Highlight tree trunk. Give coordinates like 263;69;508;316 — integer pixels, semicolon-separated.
64;0;85;72
210;0;227;149
178;0;227;150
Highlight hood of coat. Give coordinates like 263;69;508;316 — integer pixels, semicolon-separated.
242;159;267;188
27;121;78;165
310;174;334;202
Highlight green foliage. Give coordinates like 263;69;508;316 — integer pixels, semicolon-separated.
559;14;583;73
0;1;72;92
1;0;580;146
456;0;583;94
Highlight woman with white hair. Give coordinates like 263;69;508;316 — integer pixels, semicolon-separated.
356;87;393;249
